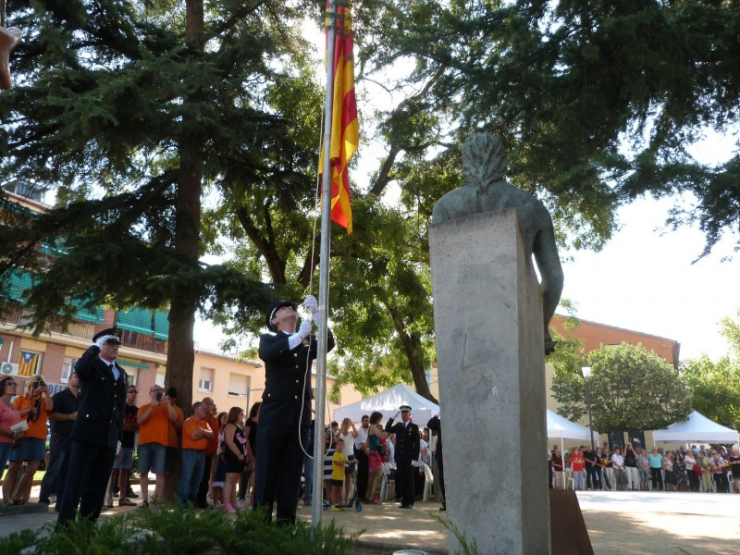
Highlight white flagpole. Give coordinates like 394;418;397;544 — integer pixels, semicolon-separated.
312;0;336;532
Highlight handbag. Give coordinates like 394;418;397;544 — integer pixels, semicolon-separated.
618;471;628;485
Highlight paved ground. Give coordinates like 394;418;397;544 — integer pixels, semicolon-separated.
1;487;739;554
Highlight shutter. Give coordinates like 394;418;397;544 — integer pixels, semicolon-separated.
228;374;249;398
117;308;154;335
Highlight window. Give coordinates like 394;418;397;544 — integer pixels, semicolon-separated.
228;373;249;398
155;373;166;388
199;367;213;392
125;368;139;387
61;357;77;383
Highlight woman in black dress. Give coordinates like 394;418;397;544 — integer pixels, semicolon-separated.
222;406;247;513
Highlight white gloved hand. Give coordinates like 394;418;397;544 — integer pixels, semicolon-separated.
298;319;313;339
303;295;319;316
94;337;108;349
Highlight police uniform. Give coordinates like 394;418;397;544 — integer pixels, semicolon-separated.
57;329;128;525
386;406;421;508
252;300;335;524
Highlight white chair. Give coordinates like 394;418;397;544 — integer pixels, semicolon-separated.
380;462;396;501
420;463;434;501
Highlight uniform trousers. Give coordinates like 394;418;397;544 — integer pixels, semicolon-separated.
252;424;307;524
354;447;369;500
57;441;116;526
395;459;415;507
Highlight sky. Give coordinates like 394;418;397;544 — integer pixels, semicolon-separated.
559;195;738;362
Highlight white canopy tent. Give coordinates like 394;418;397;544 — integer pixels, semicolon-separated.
546;409;596;441
652;410;739;445
332;383;440;423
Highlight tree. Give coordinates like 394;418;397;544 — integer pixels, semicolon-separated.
0;0;313;415
552;342;692;432
681;308;740;431
352;0;740;257
682;355;740;432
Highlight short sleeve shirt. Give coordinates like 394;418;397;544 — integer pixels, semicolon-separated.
137;403;170;446
49;388;79;436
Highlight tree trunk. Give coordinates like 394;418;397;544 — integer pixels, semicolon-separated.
163;0;204;502
387;305;437;403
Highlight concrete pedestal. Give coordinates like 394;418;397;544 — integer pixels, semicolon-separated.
429;208;551;555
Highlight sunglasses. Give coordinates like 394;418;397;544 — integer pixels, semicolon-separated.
127;390;138;394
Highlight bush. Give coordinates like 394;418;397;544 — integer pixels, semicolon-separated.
0;504;360;555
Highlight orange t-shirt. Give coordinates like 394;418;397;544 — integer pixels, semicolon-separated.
13;394;48;440
137;403;171;446
167;404;184;448
182;417;211;451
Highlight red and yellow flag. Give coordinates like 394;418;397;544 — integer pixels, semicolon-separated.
18;351;40;377
322;0;359;233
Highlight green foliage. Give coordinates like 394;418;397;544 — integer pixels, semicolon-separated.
682;355;740;432
682;308;740;431
553;342;692;432
0;505;359;555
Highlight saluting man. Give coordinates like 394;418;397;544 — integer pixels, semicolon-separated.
386;405;421;509
252;295;335;524
57;328;128;526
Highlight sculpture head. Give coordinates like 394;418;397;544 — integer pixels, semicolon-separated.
462;133;507;186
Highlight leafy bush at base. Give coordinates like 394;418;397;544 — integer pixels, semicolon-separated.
0;504;359;555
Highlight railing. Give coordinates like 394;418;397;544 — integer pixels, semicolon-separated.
120;329;167;354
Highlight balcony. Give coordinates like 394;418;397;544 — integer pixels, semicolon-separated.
120;329;167;355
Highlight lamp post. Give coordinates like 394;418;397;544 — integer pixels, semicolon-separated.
582;366;594;450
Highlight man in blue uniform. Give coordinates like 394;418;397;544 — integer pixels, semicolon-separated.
57;328;128;526
252;295;335;524
386;405;421;509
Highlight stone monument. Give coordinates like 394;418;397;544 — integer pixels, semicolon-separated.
429;133;562;554
0;26;22;91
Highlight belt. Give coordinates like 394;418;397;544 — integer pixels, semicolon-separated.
184;448;204;452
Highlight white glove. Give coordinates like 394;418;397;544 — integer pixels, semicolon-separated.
94;337;108;349
303;295;319;317
298;319;313;339
288;320;314;350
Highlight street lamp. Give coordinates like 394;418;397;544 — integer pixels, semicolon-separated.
582;366;594;450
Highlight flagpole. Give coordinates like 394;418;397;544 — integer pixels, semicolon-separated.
312;0;337;533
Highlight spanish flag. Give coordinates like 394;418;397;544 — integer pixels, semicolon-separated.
323;0;359;233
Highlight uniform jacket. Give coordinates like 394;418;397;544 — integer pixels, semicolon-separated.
258;330;335;427
71;345;128;448
385;418;421;463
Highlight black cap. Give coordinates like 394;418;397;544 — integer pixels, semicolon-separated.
165;387;178;398
93;328;122;344
266;299;297;332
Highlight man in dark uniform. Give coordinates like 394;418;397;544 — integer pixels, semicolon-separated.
57;328;128;526
385;405;420;509
252;295;335;524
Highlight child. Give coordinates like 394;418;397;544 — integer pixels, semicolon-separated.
330;438;350;510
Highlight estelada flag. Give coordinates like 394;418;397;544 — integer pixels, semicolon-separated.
18;351;40;377
321;0;359;234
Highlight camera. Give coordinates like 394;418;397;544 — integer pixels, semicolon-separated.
33;380;45;388
156;392;163;402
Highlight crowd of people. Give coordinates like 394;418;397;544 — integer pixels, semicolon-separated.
549;442;740;493
0;296;444;526
315;409;439;512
